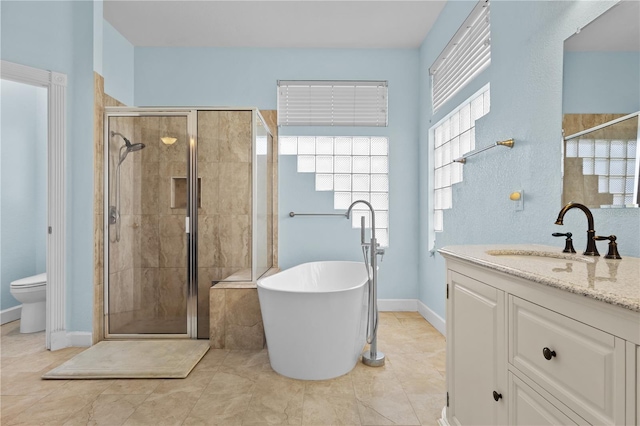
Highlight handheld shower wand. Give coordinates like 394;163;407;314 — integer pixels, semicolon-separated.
109;131;145;242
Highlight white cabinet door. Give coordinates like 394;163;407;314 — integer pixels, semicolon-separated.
448;271;506;426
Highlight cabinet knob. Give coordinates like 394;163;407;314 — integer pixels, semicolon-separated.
493;391;502;402
542;347;557;360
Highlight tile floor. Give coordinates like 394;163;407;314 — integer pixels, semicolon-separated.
0;312;446;425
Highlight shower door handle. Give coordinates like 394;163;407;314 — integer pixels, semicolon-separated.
185;217;190;234
108;206;118;225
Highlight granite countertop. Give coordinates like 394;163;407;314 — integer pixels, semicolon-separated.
439;244;640;312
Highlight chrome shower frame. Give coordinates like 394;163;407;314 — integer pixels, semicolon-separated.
103;109;195;339
103;107;273;340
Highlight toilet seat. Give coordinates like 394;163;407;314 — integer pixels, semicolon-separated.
10;273;47;289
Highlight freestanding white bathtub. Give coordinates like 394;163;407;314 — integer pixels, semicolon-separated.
257;261;369;380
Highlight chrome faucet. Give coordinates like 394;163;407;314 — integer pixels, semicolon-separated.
346;200;385;367
554;202;599;256
346;200;385;258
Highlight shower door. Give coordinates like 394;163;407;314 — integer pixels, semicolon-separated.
104;111;197;338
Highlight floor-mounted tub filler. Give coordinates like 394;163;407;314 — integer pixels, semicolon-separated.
260;200;385;380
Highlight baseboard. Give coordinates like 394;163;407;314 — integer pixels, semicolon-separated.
0;305;22;325
378;299;417;311
68;332;93;347
417;299;446;337
50;330;92;351
437;407;450;426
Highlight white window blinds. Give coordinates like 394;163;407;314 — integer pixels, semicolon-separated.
430;0;490;113
277;80;388;127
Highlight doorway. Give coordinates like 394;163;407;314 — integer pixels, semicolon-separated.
1;60;67;350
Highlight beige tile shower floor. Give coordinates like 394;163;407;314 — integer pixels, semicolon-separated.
0;312;445;425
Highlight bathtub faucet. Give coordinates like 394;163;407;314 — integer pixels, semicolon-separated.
346;200;385;368
346;200;385;256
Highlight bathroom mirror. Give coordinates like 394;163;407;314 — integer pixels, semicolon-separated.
561;0;640;208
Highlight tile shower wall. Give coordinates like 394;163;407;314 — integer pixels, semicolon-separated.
197;110;254;339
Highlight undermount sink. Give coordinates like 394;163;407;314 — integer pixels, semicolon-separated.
486;249;596;264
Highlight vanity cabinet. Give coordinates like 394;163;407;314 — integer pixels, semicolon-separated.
440;246;640;426
447;271;506;425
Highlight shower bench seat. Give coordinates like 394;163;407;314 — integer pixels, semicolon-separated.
209;268;279;349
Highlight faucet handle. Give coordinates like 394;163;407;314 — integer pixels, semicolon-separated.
594;235;622;259
552;232;576;254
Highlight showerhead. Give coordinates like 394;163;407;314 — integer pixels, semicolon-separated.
127;142;146;152
111;131;145;165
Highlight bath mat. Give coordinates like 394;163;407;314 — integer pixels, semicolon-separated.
42;340;209;379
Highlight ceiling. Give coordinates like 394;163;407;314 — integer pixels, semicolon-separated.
103;0;447;49
564;0;640;52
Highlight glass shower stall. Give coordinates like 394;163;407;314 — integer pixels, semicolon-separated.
104;108;273;339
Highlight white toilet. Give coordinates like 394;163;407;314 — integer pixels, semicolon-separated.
10;273;46;333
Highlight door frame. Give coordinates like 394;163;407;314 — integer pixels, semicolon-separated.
1;60;68;350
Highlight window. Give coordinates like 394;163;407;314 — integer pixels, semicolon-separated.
431;84;490;234
277;80;388;127
280;136;389;247
430;0;490;113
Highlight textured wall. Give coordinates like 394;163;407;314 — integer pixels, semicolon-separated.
1;0;96;331
103;20;135;106
418;1;639;320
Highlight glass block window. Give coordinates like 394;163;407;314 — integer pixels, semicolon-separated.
565;137;638;206
432;84;490;232
279;136;390;247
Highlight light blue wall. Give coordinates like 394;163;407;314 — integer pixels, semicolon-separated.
94;0;103;75
134;47;421;299
418;1;639;320
563;51;640;113
1;1;96;331
0;81;47;311
103;20;134;105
